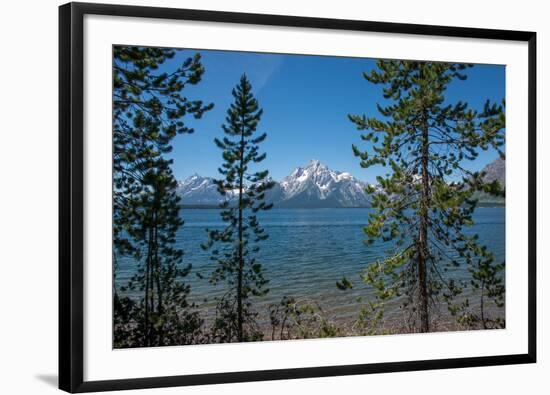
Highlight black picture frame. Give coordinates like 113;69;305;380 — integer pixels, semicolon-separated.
59;2;537;393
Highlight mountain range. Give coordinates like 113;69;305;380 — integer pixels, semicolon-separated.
177;158;505;208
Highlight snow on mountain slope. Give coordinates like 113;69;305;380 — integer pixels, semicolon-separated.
278;160;370;207
176;174;233;206
177;160;371;208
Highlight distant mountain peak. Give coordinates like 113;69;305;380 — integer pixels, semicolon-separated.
276;160;370;207
176;158;505;208
305;159;325;168
176;160;371;208
481;157;505;186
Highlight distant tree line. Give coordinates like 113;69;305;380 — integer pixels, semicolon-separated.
113;48;505;348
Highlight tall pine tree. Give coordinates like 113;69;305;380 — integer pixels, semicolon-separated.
340;61;505;333
112;46;213;347
203;75;275;342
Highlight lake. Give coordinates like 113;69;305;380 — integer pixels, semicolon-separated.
116;207;505;329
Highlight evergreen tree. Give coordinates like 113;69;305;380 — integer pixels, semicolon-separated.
203;75;274;342
452;259;505;330
268;297;341;340
112;46;213;347
340;61;505;333
122;154;203;346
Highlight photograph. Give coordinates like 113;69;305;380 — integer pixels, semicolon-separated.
112;45;506;348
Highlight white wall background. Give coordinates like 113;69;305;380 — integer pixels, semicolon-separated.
0;0;546;394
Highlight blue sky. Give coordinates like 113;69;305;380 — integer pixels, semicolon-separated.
160;49;505;184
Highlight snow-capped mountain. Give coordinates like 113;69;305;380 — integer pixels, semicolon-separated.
176;158;506;208
176;174;235;206
177;160;371;208
277;160;370;208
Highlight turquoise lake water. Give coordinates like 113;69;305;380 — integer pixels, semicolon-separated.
116;207;505;326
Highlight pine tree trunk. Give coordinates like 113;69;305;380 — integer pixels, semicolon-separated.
418;110;430;333
480;279;486;329
153;205;164;344
236;131;245;342
144;224;154;346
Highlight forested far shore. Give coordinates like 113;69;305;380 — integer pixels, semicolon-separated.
180;203;505;209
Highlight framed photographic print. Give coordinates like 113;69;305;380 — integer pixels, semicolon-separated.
59;2;536;392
